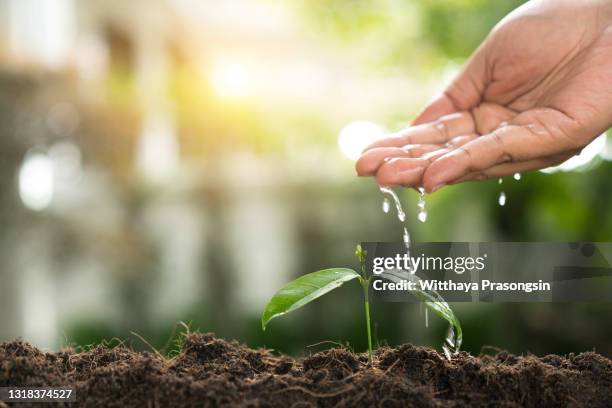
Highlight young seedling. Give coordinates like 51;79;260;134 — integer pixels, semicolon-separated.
261;244;463;365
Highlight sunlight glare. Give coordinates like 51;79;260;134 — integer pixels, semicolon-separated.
19;151;54;211
338;121;386;160
210;58;251;98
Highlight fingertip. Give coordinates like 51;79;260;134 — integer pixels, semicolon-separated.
422;151;464;193
355;154;376;176
422;169;443;193
374;160;397;186
355;155;368;176
375;159;426;188
355;147;399;176
376;167;424;188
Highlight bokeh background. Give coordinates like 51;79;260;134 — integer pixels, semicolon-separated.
1;0;612;357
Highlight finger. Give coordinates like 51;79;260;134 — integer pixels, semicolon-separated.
445;133;478;148
413;103;514;149
450;153;572;183
356;145;441;176
375;149;451;187
364;111;475;152
411;93;458;125
401;144;443;158
413;42;487;125
420;148;452;162
422;109;583;192
375;158;427;187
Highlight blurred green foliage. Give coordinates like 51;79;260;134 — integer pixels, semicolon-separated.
292;0;526;66
7;0;612;360
421;0;525;58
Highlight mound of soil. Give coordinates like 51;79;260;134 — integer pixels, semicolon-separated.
1;333;611;407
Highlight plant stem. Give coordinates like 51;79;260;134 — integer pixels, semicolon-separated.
362;278;373;366
355;245;373;366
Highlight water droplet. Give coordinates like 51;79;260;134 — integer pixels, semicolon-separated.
417;187;426;222
377;184;462;360
403;227;410;250
513;172;521;180
498;178;503;185
382;197;390;213
498;191;506;206
442;325;461;361
380;187;406;223
418;210;428;223
417;193;425;209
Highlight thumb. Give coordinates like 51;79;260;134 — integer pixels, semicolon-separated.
412;44;487;125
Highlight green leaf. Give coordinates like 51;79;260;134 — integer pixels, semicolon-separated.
412;285;462;357
381;270;462;357
261;268;361;330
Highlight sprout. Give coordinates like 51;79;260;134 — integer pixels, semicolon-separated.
261;245;463;365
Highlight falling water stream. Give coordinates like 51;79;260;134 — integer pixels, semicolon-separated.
380;187;412;273
379;186;461;360
377;174;525;355
382;197;390;214
417;187;427;223
380;187;406;222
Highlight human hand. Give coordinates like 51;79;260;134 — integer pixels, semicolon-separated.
357;0;612;192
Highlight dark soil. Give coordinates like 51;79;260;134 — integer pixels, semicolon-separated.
1;333;611;407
